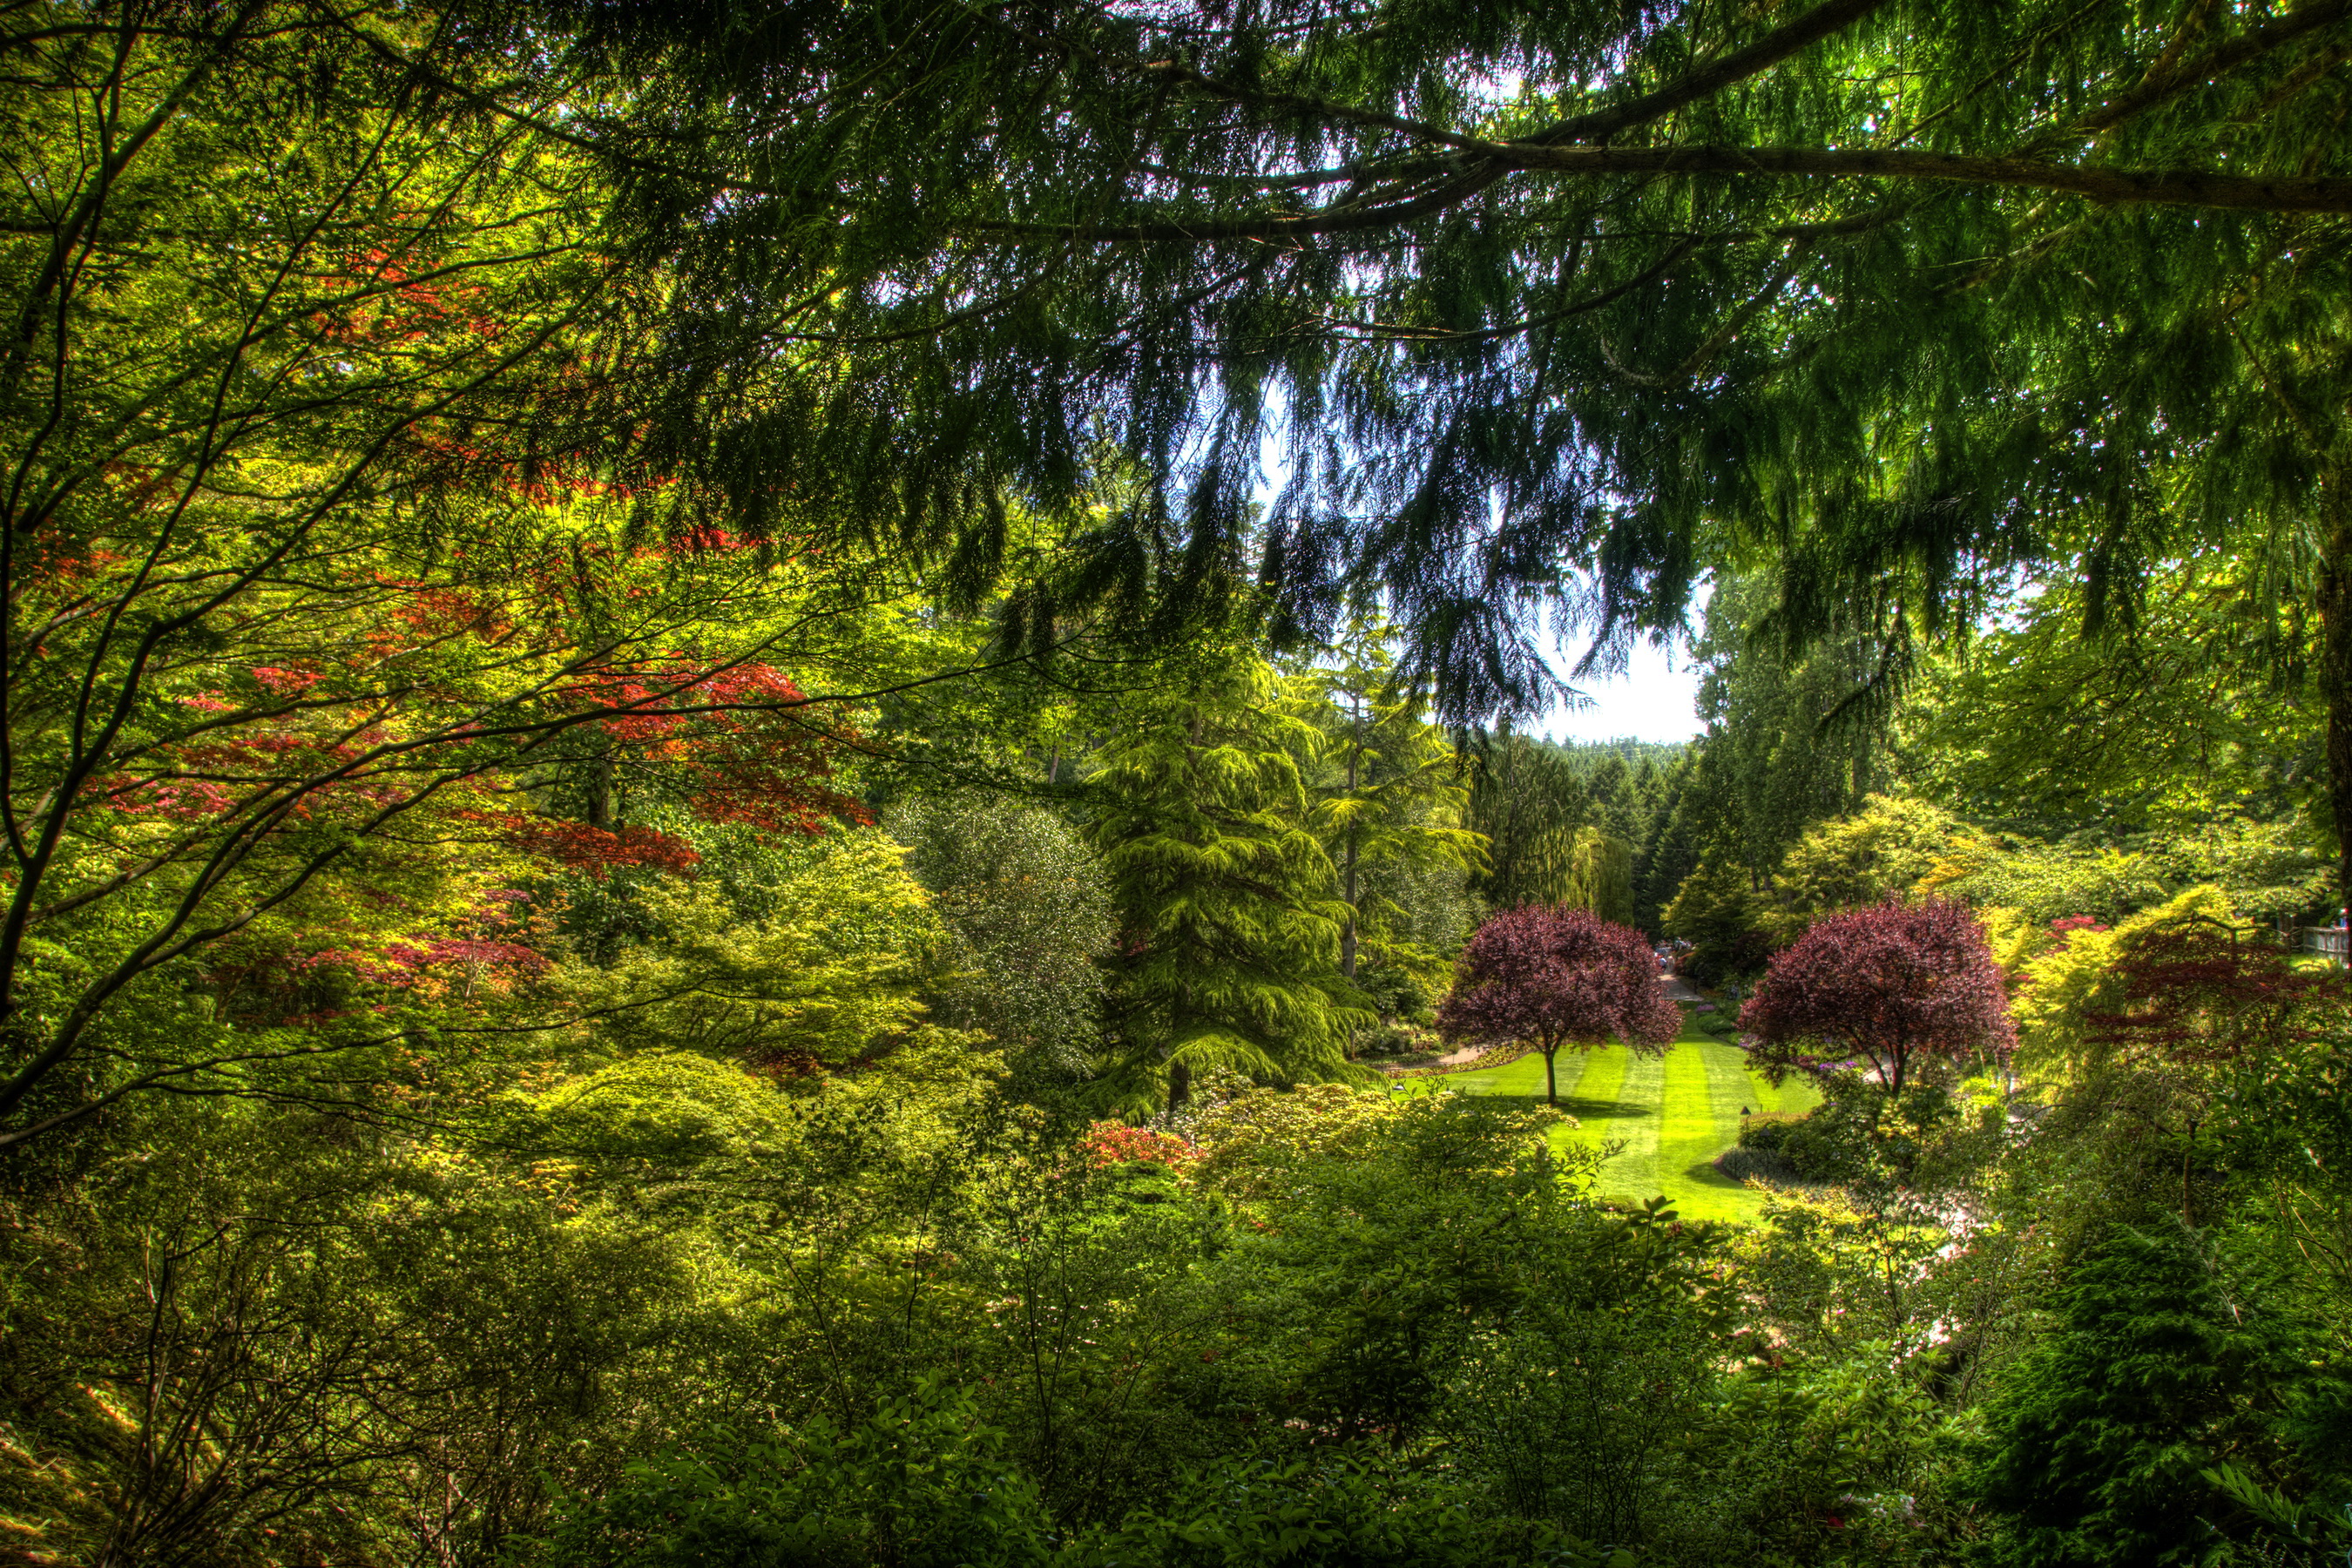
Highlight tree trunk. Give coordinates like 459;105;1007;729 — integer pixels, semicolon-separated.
1167;1058;1192;1115
2322;491;2352;927
1341;704;1362;981
1544;1044;1558;1105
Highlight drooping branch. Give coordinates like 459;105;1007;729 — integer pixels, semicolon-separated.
977;146;2352;246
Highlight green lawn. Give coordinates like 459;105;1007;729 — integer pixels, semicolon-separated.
1437;1004;1818;1224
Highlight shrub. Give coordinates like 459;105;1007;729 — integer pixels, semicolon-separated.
1738;1112;1804;1154
1065;1454;1633;1568
536;1383;1052;1568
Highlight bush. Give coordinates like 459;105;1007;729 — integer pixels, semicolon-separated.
536;1406;1634;1568
1738;1112;1805;1155
885;794;1116;1071
1357;1018;1441;1058
1734;1107;1862;1183
535;1383;1052;1568
1066;1455;1633;1568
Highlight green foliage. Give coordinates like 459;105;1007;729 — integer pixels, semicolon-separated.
537;1383;1053;1568
887;794;1116;1071
2006;886;2242;1081
1963;1226;2314;1568
1085;659;1374;1105
1466;734;1589;913
572;829;950;1071
1661;855;1773;984
1941;819;2337;930
15;10;2352;1566
1905;563;2328;838
1066;1455;1631;1568
1740;797;1984;945
1287;619;1488;990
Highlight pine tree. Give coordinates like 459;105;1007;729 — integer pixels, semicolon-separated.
1086;661;1374;1110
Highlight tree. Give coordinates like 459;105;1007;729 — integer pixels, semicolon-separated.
1964;1226;2307;1568
1903;558;2328;841
1465;735;1592;912
1085;659;1373;1110
1560;827;1635;929
887;794;1117;1072
1436;906;1679;1105
1740;898;2015;1099
516;0;2352;922
1287;620;1485;990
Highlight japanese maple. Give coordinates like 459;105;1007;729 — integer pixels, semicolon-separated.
1436;905;1680;1105
1740;898;2016;1096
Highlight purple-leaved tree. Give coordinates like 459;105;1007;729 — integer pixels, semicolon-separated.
1740;898;2016;1097
1437;905;1680;1105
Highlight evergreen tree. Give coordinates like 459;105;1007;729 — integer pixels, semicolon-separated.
511;0;2352;907
1287;621;1487;990
1465;733;1592;912
1967;1227;2309;1568
1633;750;1700;934
1086;662;1373;1110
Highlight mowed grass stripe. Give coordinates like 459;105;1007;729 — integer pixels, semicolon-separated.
1592;1046;1666;1201
1652;1036;1727;1209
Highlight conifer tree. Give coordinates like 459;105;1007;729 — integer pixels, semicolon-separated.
1288;621;1485;988
1087;660;1374;1110
1466;734;1593;912
511;0;2352;923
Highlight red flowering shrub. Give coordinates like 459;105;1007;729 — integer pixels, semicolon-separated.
1078;1121;1200;1172
1436;905;1680;1104
1740;898;2015;1095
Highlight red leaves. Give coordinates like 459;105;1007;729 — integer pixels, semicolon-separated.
1740;898;2015;1094
564;659;868;836
1436;904;1681;1056
251;666;325;695
1079;1121;1200;1172
2085;923;2346;1065
503;821;703;876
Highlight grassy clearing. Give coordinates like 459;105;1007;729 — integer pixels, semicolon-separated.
1438;1001;1819;1224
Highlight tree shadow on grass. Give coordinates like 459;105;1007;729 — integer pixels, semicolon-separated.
1680;1158;1746;1191
1470;1092;1652;1121
1556;1093;1651;1121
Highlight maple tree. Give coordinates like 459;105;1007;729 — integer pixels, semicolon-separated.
1436;904;1680;1105
1740;898;2016;1098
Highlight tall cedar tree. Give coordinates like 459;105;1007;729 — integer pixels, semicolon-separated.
1436;906;1680;1105
1087;664;1373;1110
1740;898;2016;1098
1963;1226;2312;1568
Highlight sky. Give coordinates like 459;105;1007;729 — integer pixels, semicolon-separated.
1539;634;1706;745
